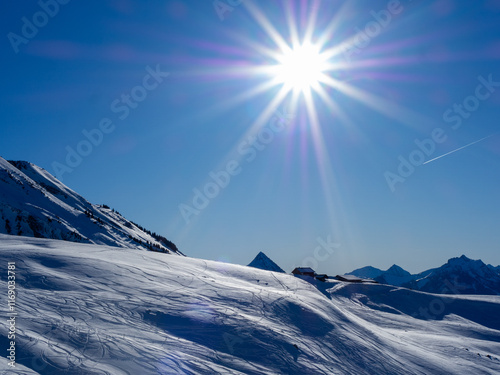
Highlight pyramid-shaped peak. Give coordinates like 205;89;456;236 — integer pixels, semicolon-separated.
386;264;411;276
248;251;285;273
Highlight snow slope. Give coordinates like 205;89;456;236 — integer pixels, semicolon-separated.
248;251;285;273
1;235;499;374
0;157;181;255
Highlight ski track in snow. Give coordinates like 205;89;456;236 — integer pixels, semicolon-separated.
1;235;500;375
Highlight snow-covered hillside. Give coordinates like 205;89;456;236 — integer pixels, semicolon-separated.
1;235;499;374
0;157;181;255
248;251;285;273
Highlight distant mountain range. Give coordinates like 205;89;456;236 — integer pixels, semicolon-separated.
248;251;285;273
0;157;182;255
348;255;500;295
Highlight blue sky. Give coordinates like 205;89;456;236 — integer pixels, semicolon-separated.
1;0;500;274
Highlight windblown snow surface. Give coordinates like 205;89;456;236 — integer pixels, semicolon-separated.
1;235;500;375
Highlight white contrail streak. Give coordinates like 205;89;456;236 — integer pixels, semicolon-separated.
423;133;497;165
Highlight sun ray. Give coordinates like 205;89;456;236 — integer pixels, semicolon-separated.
284;1;300;48
303;0;320;44
303;89;345;240
244;84;292;138
211;78;283;113
243;1;290;53
176;84;293;234
321;75;441;130
315;2;353;49
228;33;288;62
314;84;354;128
177;0;444;245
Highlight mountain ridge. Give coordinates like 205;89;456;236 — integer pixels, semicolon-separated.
348;255;500;295
0;157;182;255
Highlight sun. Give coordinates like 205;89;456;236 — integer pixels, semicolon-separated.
274;43;328;93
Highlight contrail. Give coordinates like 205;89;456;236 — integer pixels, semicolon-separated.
423;133;497;165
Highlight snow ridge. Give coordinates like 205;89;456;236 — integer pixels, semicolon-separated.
0;157;181;255
349;255;500;295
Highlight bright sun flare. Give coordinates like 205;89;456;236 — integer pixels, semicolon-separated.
275;43;328;93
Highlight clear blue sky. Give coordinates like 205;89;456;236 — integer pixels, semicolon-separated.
1;0;500;274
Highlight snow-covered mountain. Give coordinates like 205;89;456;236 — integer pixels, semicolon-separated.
248;251;285;273
375;264;415;286
0;157;182;255
1;235;499;374
407;255;500;295
349;264;414;285
349;255;500;295
347;265;384;279
488;264;500;276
